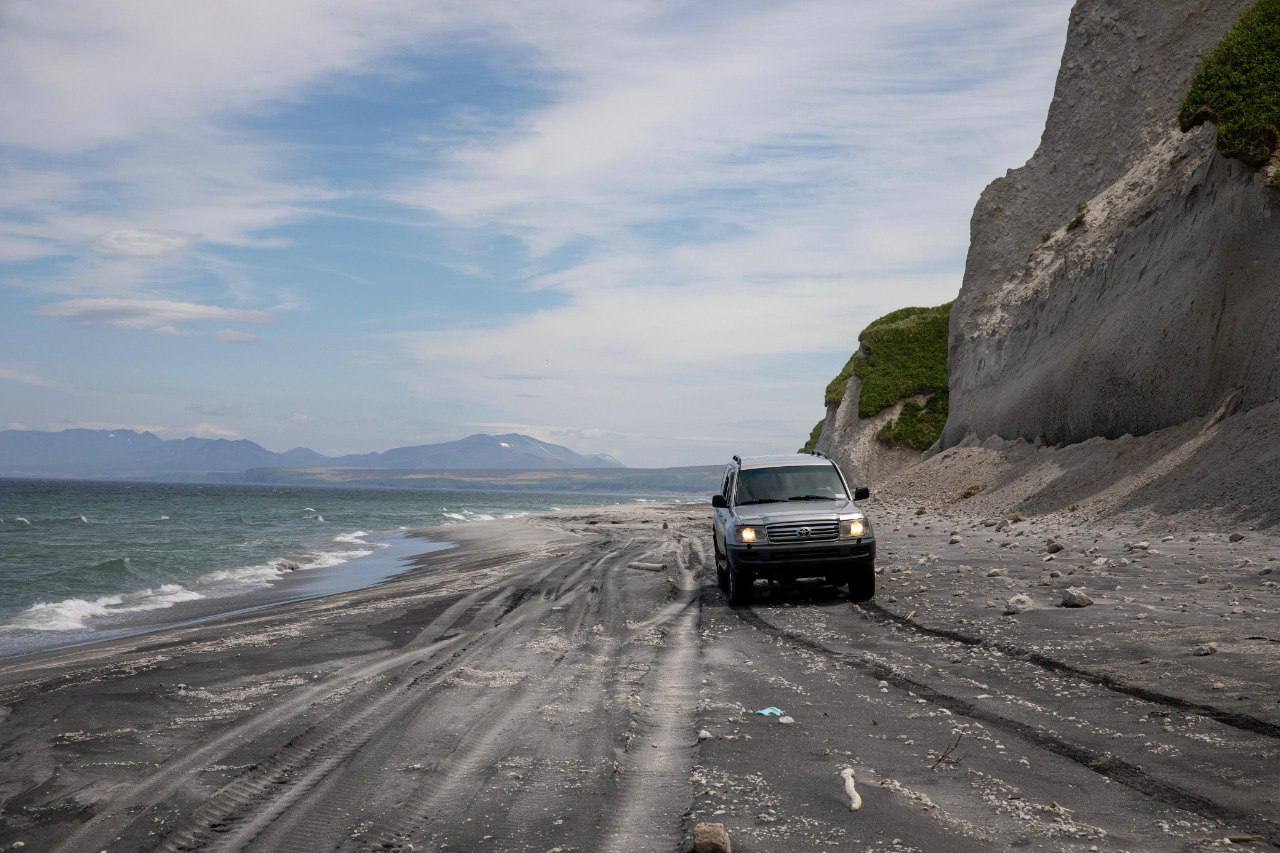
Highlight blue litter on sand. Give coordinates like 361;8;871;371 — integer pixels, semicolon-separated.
755;706;784;717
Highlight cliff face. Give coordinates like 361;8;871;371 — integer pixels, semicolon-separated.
812;303;951;485
814;378;926;486
944;0;1279;447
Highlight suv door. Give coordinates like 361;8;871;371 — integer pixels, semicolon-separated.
712;465;734;547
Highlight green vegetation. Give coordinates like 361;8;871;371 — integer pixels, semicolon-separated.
1180;0;1280;168
798;419;824;454
824;357;857;406
878;392;948;451
824;305;946;406
850;302;952;418
817;301;953;452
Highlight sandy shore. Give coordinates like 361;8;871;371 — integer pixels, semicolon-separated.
0;502;1276;851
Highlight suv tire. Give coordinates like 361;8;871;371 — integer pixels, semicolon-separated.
848;562;875;602
726;552;754;606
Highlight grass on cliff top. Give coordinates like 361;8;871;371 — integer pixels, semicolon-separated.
878;392;948;452
798;419;824;454
824;302;952;417
1180;0;1280;168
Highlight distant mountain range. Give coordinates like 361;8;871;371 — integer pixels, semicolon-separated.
0;429;622;481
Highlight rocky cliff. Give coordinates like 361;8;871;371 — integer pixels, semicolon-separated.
810;304;951;484
943;0;1279;446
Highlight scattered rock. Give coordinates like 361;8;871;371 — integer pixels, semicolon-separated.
1007;511;1025;523
959;483;986;500
1045;540;1064;554
697;729;713;742
1193;642;1218;656
778;716;795;725
986;567;1006;578
1127;541;1151;551
1060;587;1093;608
693;822;732;853
1004;593;1033;615
1197;575;1210;584
949;535;962;545
1228;532;1245;543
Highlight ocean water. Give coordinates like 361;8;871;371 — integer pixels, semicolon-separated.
0;478;635;655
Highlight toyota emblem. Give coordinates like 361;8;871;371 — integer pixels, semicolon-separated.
797;527;811;538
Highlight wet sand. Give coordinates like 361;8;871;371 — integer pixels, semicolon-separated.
0;502;1276;851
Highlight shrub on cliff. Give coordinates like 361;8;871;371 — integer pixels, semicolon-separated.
798;419;824;454
825;303;952;411
819;301;952;451
878;392;948;451
850;302;951;418
1180;0;1280;168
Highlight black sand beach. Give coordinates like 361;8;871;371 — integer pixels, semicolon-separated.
0;502;1276;851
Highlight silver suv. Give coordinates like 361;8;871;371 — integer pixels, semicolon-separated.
711;452;875;605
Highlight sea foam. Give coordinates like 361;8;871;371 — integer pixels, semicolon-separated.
12;584;205;631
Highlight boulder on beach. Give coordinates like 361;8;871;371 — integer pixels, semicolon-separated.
1060;587;1093;608
693;821;732;853
1004;593;1033;615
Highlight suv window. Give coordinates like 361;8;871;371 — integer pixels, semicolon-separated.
734;465;848;505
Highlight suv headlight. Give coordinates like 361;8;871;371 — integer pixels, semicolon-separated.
842;517;869;539
737;525;763;544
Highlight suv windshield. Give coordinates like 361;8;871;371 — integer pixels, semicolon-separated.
734;465;849;505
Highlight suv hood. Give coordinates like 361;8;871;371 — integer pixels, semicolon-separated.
734;498;861;523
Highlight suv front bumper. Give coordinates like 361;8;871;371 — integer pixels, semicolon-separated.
728;540;875;576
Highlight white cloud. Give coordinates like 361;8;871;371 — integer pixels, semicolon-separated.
0;363;72;392
215;329;262;344
0;1;1074;464
0;1;460;151
94;228;192;257
42;297;272;334
383;0;1073;464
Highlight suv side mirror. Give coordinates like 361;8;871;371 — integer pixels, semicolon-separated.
711;494;728;509
853;486;871;501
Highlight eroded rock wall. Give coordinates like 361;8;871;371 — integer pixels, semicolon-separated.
815;376;922;487
944;0;1278;446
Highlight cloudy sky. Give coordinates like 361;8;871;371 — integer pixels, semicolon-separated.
0;0;1072;466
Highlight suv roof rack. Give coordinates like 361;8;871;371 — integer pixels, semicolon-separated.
807;450;826;458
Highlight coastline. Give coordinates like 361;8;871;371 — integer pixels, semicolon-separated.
1;502;1276;852
0;479;663;658
0;531;455;661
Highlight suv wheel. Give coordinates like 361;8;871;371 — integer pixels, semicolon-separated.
726;553;754;606
848;562;875;602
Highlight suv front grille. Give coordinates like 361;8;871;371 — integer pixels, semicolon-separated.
766;520;838;543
